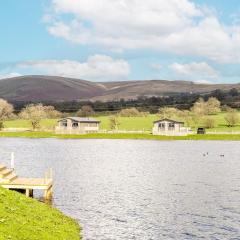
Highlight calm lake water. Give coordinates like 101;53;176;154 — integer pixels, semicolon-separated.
0;138;240;239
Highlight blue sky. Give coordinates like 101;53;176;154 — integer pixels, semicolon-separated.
0;0;240;83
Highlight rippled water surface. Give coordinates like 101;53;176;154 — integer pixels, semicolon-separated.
0;139;240;239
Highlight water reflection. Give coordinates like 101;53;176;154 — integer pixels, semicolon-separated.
0;139;239;239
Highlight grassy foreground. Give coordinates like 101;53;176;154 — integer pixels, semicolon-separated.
0;187;81;240
0;131;240;140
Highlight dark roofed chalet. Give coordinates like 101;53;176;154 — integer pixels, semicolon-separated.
56;117;100;134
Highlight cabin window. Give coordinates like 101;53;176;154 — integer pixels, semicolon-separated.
72;122;78;128
60;120;67;127
168;123;175;130
158;123;165;130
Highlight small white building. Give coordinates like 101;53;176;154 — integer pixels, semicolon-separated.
152;118;190;136
55;117;100;134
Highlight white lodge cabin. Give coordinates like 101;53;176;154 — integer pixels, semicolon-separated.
152;118;190;136
56;117;100;134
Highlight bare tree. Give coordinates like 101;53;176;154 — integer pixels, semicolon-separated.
191;97;221;116
19;104;47;130
224;108;239;127
191;98;206;116
158;107;178;119
177;110;192;127
109;116;120;130
43;105;62;118
203;117;216;129
0;99;14;129
77;105;95;117
205;97;221;115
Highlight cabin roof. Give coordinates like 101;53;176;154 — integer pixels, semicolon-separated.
154;118;184;124
58;117;100;123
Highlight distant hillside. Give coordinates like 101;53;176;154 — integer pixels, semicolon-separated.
0;75;239;102
95;80;240;101
0;76;105;101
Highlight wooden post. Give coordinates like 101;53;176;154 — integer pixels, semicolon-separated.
10;152;15;170
48;186;53;199
44;171;48;184
44;186;53;200
44;168;53;184
26;189;30;197
49;168;53;180
29;189;33;197
44;189;48;199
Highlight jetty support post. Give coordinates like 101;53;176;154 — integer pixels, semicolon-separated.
44;186;53;201
25;189;33;197
43;168;53;200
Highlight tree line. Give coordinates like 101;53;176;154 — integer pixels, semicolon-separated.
0;100;61;130
107;97;240;130
10;88;240;114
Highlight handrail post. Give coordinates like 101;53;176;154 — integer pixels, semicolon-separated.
49;168;53;180
10;152;15;170
44;171;47;184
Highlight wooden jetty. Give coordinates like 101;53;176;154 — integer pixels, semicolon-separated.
0;164;53;200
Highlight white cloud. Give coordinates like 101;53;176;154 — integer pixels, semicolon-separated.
0;72;21;80
42;14;54;23
194;79;212;84
17;55;130;81
45;0;240;63
170;62;219;79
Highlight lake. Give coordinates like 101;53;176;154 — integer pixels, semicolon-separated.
0;138;240;239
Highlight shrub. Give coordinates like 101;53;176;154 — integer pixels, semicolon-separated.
119;108;142;117
77;105;95;117
224;109;239;127
109;116;120;130
203;117;216;129
158;107;178;119
177;110;192;126
43;106;62;118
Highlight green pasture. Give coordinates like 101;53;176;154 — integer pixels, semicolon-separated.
4;112;240;132
0;131;240;141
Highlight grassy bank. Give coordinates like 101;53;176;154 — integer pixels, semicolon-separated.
0;131;240;140
0;187;81;240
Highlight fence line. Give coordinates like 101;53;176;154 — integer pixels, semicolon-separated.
207;131;240;135
99;129;150;134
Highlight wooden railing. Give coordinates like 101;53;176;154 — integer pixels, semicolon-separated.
44;168;53;184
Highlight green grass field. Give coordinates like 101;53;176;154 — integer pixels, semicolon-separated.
4;112;240;132
0;131;240;141
0;187;81;240
4;119;58;129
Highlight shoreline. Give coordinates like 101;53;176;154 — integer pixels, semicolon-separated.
0;186;81;239
0;131;240;140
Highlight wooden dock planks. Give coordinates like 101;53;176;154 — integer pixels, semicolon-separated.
0;164;53;200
